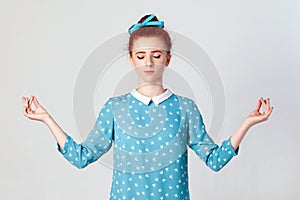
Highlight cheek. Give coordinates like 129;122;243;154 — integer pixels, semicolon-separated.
131;58;144;67
156;58;168;66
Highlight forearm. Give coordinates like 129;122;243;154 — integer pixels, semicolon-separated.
230;120;251;151
43;114;67;150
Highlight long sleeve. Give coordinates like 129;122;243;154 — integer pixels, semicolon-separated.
186;100;239;172
57;98;114;169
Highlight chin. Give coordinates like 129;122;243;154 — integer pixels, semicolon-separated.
141;77;162;84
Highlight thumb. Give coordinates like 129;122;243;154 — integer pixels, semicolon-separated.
32;96;41;108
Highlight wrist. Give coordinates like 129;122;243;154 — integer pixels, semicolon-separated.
242;119;252;129
43;113;53;125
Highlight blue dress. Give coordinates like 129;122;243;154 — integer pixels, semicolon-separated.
57;88;239;199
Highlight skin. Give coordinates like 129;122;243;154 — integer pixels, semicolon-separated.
129;37;171;97
22;36;273;151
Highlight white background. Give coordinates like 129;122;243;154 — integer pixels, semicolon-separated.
1;0;299;199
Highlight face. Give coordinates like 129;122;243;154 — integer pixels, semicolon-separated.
129;37;171;86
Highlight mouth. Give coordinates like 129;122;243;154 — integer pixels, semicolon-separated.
144;70;154;74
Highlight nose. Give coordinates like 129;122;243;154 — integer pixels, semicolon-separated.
145;54;154;67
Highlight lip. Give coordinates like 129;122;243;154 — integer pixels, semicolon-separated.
144;70;154;74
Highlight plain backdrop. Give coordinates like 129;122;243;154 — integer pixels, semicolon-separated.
1;0;299;199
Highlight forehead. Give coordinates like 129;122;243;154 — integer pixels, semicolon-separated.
131;37;168;52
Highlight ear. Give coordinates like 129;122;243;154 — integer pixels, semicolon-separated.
165;53;171;66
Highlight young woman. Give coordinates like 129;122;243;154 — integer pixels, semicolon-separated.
22;14;273;199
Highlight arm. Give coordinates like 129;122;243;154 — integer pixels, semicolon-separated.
186;99;238;172
44;115;67;150
187;97;273;172
22;95;114;169
22;95;67;149
230;97;273;151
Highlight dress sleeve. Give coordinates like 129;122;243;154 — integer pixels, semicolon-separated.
57;98;114;169
186;100;239;172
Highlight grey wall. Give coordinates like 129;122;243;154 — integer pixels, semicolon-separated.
1;0;299;199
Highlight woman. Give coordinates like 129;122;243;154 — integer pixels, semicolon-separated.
22;14;273;199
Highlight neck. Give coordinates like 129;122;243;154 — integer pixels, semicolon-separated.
136;83;166;98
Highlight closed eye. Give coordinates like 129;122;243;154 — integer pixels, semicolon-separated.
137;56;144;59
153;55;161;59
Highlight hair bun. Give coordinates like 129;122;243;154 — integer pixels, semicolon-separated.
138;14;159;23
128;14;164;35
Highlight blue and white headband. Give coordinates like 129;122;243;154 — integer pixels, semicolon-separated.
128;14;164;35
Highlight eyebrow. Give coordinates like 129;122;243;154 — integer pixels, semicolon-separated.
134;50;163;54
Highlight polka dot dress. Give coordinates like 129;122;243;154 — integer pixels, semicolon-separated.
57;88;239;199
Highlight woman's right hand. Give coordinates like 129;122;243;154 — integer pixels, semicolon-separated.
22;95;50;122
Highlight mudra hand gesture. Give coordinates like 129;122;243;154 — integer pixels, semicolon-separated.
22;96;50;122
246;97;273;127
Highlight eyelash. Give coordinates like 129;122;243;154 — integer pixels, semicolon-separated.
137;55;161;59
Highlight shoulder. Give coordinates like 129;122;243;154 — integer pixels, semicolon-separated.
99;92;131;109
173;94;197;107
172;94;203;118
109;92;131;103
99;93;131;115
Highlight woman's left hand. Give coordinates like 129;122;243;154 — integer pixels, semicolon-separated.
245;97;273;127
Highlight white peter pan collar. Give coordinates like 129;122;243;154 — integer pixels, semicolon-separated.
130;88;173;105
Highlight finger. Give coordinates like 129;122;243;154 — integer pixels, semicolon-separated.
23;104;32;117
22;100;32;117
261;98;266;113
24;97;30;110
266;106;273;117
22;96;28;108
261;106;273;122
22;96;25;104
26;97;30;109
26;97;33;113
264;99;268;112
32;96;40;108
22;97;30;115
265;98;271;113
29;96;33;108
30;96;36;112
267;98;272;112
23;104;28;116
254;98;262;111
